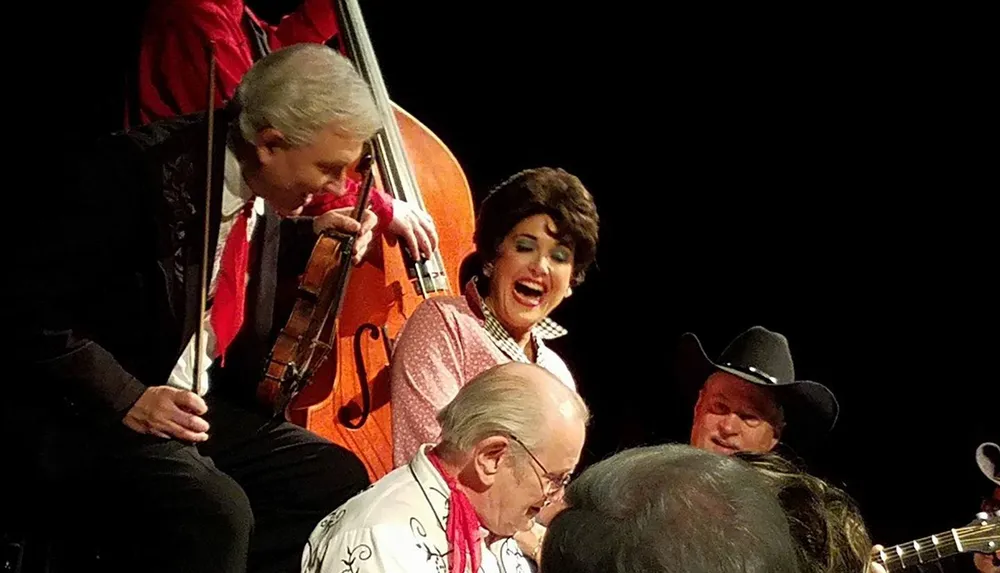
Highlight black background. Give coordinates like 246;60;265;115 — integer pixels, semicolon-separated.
30;0;995;551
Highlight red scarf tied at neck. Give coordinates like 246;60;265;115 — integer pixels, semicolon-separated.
426;450;483;573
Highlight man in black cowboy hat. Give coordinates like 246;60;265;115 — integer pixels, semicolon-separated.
974;442;999;572
675;325;839;455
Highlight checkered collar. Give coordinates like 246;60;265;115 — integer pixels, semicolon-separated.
464;277;567;363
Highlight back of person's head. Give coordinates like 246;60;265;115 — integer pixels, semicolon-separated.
735;450;872;573
541;443;802;573
233;43;382;147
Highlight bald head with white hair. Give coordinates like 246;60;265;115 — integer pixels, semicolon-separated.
432;362;589;537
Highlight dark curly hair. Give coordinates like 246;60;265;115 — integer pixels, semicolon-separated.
473;167;599;287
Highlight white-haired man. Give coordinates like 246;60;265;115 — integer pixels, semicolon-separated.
8;44;386;573
302;361;590;573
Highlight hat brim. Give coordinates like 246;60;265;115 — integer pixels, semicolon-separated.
675;332;840;439
976;442;1000;486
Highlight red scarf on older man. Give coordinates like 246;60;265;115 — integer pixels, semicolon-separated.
426;450;483;573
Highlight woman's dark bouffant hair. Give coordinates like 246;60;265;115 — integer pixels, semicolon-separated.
473;167;599;287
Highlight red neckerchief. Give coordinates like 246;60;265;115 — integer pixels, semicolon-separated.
211;200;254;366
426;450;483;573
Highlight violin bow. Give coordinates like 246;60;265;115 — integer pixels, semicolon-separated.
193;41;218;397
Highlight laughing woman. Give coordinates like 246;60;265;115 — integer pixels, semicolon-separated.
389;166;600;466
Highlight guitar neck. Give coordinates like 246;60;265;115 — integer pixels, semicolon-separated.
874;528;966;571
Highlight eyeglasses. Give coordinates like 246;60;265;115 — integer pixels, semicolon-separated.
508;434;572;498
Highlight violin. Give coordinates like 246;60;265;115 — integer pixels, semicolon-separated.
257;143;378;414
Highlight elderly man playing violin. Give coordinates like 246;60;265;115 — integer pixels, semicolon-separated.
7;44;388;573
130;0;440;262
302;361;589;573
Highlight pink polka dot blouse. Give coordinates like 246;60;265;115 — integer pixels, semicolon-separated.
389;279;576;467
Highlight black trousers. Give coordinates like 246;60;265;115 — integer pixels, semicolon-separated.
8;393;370;573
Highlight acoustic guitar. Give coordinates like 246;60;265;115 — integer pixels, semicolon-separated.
872;509;998;571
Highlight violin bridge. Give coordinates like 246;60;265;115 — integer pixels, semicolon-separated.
270;362;304;417
281;362;302;385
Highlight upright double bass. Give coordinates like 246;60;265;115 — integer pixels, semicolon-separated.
266;0;477;481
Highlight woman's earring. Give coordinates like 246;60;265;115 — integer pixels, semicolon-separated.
482;262;494;277
566;287;573;297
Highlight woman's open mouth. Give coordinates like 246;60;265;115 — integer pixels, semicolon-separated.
512;280;546;307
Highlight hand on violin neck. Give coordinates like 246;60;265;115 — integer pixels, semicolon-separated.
122;386;210;442
388;198;438;261
312;206;379;265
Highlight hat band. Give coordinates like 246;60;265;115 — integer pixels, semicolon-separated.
721;362;779;384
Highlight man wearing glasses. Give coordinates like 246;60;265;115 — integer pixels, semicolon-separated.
301;361;588;573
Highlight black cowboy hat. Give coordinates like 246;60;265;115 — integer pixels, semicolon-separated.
675;325;840;441
977;442;1000;486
